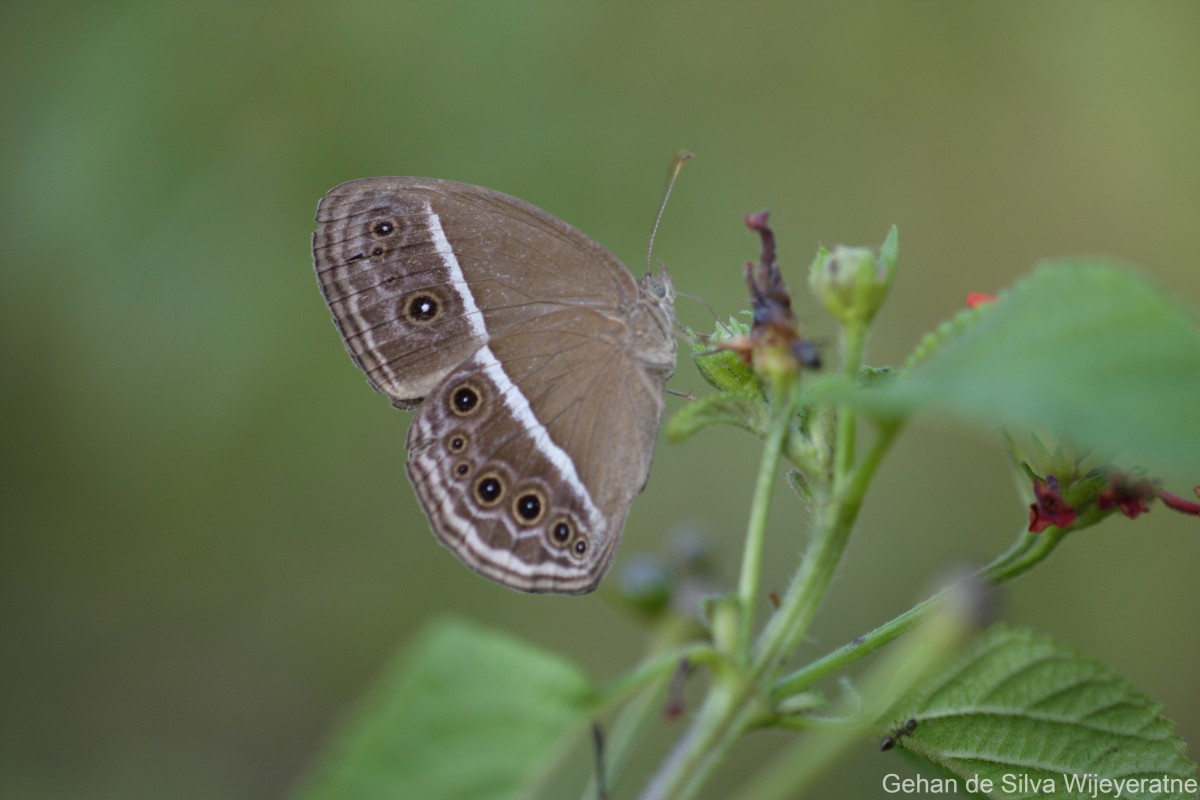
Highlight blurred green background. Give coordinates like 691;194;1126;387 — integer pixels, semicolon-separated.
4;2;1199;798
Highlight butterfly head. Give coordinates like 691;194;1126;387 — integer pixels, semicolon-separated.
641;262;675;306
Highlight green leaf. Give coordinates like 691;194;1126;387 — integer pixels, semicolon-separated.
294;618;596;800
689;317;765;397
888;625;1198;800
666;392;769;442
853;261;1200;482
692;347;764;397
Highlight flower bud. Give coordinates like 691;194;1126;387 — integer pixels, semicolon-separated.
808;226;898;325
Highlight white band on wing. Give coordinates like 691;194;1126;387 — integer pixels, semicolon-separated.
474;345;603;534
426;206;489;341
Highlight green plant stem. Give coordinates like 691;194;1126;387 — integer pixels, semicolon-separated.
640;420;899;800
582;688;658;800
735;378;801;660
736;576;978;800
583;633;714;800
594;641;719;712
832;321;869;484
751;421;899;677
769;527;1066;702
638;682;749;800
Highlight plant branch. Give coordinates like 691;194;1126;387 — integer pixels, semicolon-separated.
751;420;900;678
735;575;978;800
736;378;801;659
638;684;751;800
639;418;899;800
769;527;1066;702
594;641;720;712
583;628;720;800
832;321;869;484
638;378;802;800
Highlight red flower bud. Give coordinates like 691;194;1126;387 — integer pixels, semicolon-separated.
1157;486;1200;516
1097;470;1200;519
1096;472;1157;519
1028;474;1076;533
966;292;996;308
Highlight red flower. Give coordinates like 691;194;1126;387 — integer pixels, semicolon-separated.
1096;472;1156;519
966;292;996;308
1028;474;1076;533
1097;471;1200;519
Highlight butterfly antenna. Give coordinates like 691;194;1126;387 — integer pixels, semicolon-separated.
646;150;693;275
675;289;731;335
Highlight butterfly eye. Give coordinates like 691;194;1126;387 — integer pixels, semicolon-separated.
548;518;573;548
405;292;441;324
474;472;505;507
512;490;546;526
449;383;483;416
371;219;397;237
573;539;588;557
446;433;468;453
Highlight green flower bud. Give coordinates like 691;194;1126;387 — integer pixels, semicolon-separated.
808;226;898;325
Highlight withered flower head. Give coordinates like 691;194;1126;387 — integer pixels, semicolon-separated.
715;211;821;382
1028;474;1077;533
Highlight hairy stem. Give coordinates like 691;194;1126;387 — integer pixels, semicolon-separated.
640;418;898;800
751;422;898;678
832;321;869;484
595;641;719;712
638;685;746;800
736;379;801;659
587;632;718;800
769;527;1066;702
